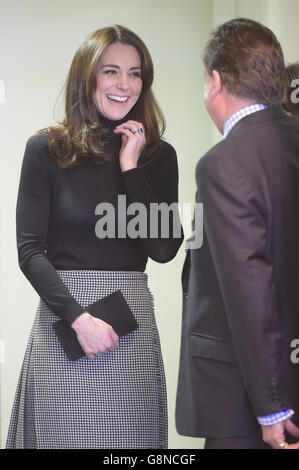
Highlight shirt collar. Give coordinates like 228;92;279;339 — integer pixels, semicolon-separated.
223;104;268;139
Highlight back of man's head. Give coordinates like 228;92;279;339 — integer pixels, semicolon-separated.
203;18;286;106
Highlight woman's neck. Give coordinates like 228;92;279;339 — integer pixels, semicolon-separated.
97;112;128;131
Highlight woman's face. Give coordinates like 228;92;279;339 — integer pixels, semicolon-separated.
93;42;142;121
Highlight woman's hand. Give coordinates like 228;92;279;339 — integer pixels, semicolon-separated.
71;312;119;359
113;120;146;172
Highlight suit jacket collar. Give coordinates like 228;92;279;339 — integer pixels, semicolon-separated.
226;105;286;139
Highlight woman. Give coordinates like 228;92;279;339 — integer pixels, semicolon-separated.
6;25;183;449
283;62;299;117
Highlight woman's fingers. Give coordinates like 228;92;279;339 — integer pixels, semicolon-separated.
110;328;119;348
105;326;119;353
115;119;144;130
75;315;120;359
87;352;97;360
113;120;145;172
113;127;145;141
113;127;136;139
114;120;145;138
88;324;119;359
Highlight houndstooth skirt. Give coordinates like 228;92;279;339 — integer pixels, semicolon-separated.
6;270;167;449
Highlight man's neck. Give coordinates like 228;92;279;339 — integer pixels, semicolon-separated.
223;103;268;138
222;97;256;129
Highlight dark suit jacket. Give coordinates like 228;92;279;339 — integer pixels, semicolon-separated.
176;106;299;438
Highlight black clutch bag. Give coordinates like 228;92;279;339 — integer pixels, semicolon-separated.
52;290;138;361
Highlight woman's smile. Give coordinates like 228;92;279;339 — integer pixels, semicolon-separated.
93;42;142;120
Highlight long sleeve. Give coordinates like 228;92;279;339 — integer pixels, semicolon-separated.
122;141;183;262
196;151;285;417
258;408;294;425
16;135;87;326
17;135;182;327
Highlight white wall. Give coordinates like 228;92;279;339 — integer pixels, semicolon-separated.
264;0;299;63
213;0;299;63
0;0;213;448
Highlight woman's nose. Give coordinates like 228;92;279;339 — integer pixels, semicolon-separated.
116;72;130;90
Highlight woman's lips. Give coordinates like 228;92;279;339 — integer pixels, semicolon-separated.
107;94;129;104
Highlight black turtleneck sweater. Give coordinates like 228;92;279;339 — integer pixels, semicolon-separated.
16;121;183;326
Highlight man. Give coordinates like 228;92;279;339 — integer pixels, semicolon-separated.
176;18;299;449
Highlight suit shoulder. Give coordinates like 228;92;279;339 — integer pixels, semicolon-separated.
196;140;227;174
196;138;246;188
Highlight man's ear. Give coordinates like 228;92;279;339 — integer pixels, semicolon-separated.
211;70;223;96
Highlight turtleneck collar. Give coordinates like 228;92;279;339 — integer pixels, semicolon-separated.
97;112;128;132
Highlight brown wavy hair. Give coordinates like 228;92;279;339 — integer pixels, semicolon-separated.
203;18;286;105
36;25;165;168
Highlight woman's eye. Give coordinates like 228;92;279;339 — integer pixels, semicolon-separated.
130;72;141;78
104;69;117;74
102;69;141;78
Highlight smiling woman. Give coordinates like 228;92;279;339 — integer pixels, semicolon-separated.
6;24;183;449
94;42;143;121
39;25;165;168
